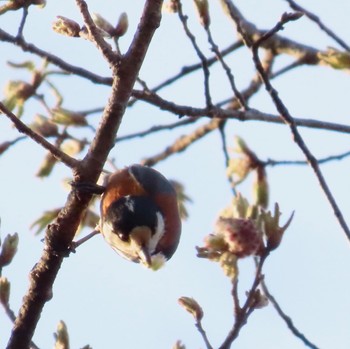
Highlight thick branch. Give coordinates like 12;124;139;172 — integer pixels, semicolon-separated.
6;1;164;348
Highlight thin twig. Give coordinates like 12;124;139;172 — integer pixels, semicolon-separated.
261;280;320;349
151;41;243;93
71;229;100;251
116;118;197;143
0;102;79;169
285;0;350;51
218;254;268;349
17;6;29;39
195;320;214;349
132;89;350;135
206;27;247;110
176;1;212;108
141;118;221;166
0;29;113;85
247;12;350;242
218;123;237;196
265;150;350;167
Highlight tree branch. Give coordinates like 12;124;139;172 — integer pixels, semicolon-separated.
246;12;350;242
0;102;79;169
5;1;164;348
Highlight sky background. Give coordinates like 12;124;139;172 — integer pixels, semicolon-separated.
1;1;350;348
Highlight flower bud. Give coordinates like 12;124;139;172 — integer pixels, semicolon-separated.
163;0;179;13
92;13;116;37
0;277;10;305
0;233;19;267
172;341;186;349
215;217;263;258
52;16;81;37
261;203;294;251
114;12;128;37
51;107;87;126
36;152;57;178
31;114;58;137
219;251;238;280
226;157;252;184
252;167;269;209
194;0;210;28
178;296;203;322
247;289;268;309
60;139;85;157
54;320;70;349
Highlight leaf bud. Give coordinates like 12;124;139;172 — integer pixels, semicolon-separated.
178;296;203;322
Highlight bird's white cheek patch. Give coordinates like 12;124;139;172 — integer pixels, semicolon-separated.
148;212;165;253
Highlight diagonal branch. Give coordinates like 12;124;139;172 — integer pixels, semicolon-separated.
249;13;350;242
0;102;79;169
5;1;164;348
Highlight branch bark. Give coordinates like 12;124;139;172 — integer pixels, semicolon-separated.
5;1;163;348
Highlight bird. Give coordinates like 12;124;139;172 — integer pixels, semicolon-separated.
99;164;182;268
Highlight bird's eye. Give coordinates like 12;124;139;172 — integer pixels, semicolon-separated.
117;233;129;242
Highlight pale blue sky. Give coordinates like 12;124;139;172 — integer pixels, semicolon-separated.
1;1;350;348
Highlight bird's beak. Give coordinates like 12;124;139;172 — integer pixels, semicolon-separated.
138;246;152;267
129;227;153;268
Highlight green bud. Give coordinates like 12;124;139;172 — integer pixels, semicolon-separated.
261;203;294;251
178;296;203;321
54;320;70;349
60;139;84;157
51;107;87;126
318;48;350;70
114;12;128;37
92;13;116;37
219;251;238;280
231;193;250;219
0;233;19;267
31;114;58;137
172;341;186;349
0;277;10;305
252;167;269;209
36;153;57;177
52;16;81;37
30;208;60;235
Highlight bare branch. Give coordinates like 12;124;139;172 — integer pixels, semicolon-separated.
218;254;268;349
247;13;350;242
261;280;320;349
0;29;113;85
116;118;197;143
132;89;350;135
141;118;221;166
285;0;350;51
0;102;79;169
176;1;212;108
196;320;213;349
265;150;350;167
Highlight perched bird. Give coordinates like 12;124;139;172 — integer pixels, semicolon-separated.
99;164;182;268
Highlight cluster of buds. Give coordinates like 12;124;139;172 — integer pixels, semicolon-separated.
197;194;293;278
52;12;128;40
227;136;268;208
